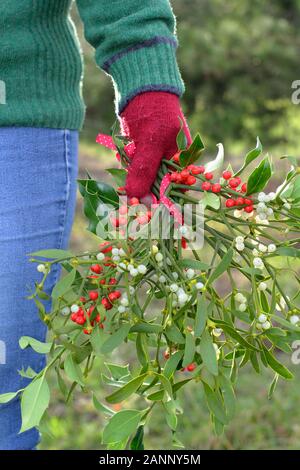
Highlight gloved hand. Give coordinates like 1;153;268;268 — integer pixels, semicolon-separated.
120;91;191;199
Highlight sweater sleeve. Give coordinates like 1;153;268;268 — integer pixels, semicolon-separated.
75;0;185;113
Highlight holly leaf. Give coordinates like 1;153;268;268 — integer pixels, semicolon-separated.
179;134;204;167
246;156;273;195
235;137;262;177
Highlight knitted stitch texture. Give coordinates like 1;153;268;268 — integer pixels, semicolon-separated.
120;91;191;198
0;1;184;129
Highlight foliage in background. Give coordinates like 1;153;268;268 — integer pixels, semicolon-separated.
74;0;300;152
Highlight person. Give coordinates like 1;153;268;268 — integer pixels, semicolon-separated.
0;0;190;450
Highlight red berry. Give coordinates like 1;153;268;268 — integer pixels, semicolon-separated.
101;297;113;310
119;205;128;215
109;278;117;285
204;172;214;180
99;279;106;285
170;172;178;182
77;308;84;316
179;170;189;183
187;363;196;372
186;175;196;185
87;305;95;317
201;182;211;191
130;197;140;206
80;296;86;303
241;183;247;193
226;199;236;208
89;291;98;301
222;170;232;180
76;316;86;325
95;314;101;323
172;173;181;184
83;328;92;335
244;205;254;213
99;242;112;253
90;264;103;274
110;217;119;228
164;351;170;360
244;198;252;206
211;183;222;193
108;291;121;302
236;197;245;206
181;237;187;249
190;166;203;175
229;177;241;189
172;152;180;163
71;313;78;322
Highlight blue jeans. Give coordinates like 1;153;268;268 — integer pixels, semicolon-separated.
0;128;78;450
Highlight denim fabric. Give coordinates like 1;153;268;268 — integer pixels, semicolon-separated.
0;128;78;449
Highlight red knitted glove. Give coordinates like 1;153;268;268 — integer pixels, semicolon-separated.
120;91;191;198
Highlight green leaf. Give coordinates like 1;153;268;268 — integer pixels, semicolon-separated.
195;295;207;337
106;168;127;187
51;268;76;299
78;178;119;234
268;373;279;399
19;336;52;354
90;325;106;356
176;118;188;151
182;331;196;367
165;324;185;344
130;425;144;450
20;376;50;432
130;322;163;334
105;363;131;381
201;192;221;210
93;394;115;416
64;354;85;387
179;133;204;167
269;247;300;258
163;400;178;431
199;330;218;376
202;382;228;425
262;346;294;380
207;248;233;285
246;156;273;195
102;409;142;444
101;324;131;354
178;259;210;271
219;375;236;420
163;351;183;379
0;391;20;404
29;249;73;259
136;333;149;368
106;373;148;404
235;137;262;177
205;143;224;173
273;314;300;332
18;366;37;379
213;319;259;351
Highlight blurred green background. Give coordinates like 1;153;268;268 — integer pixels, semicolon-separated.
40;0;300;450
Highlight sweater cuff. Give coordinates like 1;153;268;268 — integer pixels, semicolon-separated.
101;37;185;114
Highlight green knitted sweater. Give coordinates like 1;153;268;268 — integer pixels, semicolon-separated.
0;0;184;129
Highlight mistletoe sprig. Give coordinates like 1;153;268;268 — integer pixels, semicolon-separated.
1;130;299;449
